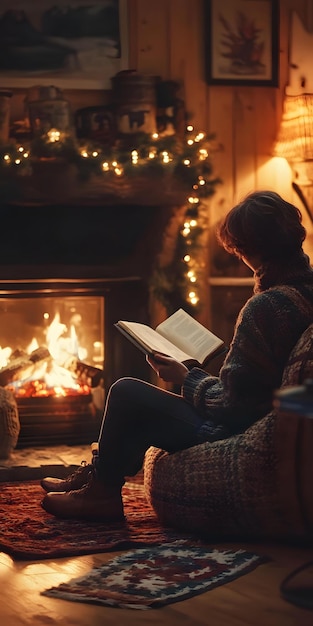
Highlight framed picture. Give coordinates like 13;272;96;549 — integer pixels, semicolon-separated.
0;0;128;90
204;0;279;86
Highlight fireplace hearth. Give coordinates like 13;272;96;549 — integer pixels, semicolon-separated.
0;194;176;448
16;394;95;448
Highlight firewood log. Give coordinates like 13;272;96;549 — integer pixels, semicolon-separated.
0;347;51;387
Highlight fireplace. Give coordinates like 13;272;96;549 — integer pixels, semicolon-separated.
0;276;149;447
0;197;170;447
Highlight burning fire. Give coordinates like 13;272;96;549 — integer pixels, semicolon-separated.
0;312;92;398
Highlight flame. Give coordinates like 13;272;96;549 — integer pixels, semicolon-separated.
3;311;93;398
0;346;12;368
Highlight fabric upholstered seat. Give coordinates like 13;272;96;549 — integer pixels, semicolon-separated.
143;324;313;542
0;387;20;459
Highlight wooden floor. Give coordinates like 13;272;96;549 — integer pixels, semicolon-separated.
1;531;313;625
1;447;313;625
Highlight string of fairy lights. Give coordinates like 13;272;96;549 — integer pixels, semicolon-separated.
0;125;220;312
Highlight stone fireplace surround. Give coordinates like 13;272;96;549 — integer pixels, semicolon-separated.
0;183;182;455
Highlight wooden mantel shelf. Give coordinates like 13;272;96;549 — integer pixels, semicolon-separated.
10;160;190;207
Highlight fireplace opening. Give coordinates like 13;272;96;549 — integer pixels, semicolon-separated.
0;278;149;448
0;195;171;452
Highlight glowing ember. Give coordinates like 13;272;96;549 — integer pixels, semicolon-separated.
8;379;90;398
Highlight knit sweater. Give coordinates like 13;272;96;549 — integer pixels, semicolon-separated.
182;251;313;442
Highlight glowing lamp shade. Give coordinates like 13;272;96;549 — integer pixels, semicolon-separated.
273;93;313;162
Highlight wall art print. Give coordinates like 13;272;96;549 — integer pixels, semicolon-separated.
204;0;279;86
0;0;128;90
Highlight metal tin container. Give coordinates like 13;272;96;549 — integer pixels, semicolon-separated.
112;70;157;136
25;85;74;138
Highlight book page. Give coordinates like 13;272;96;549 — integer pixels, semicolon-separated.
116;321;195;363
156;309;224;364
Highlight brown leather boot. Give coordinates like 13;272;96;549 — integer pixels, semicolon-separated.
41;461;93;492
41;475;125;523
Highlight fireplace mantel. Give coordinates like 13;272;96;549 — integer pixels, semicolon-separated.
2;158;189;281
8;160;189;208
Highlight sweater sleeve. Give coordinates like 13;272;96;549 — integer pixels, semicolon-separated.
181;290;296;435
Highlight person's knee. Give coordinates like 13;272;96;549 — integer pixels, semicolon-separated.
109;377;141;404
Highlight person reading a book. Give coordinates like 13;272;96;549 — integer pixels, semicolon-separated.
41;190;313;522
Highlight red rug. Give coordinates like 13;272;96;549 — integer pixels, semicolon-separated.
0;479;196;560
42;544;268;609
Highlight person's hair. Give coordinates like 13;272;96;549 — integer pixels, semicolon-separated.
217;190;306;261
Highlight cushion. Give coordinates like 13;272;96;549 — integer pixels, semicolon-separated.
144;323;313;541
281;323;313;387
0;387;20;459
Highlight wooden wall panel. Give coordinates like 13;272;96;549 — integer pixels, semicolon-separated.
232;89;257;200
207;89;234;220
170;0;207;129
129;0;170;77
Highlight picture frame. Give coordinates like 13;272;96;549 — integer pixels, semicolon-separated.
204;0;279;87
0;0;128;90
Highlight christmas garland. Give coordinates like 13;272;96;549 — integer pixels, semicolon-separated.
0;127;221;311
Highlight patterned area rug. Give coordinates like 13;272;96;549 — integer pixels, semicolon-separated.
0;479;196;560
42;543;267;609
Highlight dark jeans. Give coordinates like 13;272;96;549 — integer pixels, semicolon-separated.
94;377;204;487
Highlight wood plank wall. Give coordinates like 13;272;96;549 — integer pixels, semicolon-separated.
129;0;313;259
9;0;313;249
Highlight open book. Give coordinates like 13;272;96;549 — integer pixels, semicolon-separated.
115;308;226;367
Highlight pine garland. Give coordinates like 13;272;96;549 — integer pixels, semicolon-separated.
0;128;221;311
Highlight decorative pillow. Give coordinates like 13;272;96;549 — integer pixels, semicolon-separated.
281;323;313;387
0;387;20;459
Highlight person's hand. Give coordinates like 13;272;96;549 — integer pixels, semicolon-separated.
146;352;189;385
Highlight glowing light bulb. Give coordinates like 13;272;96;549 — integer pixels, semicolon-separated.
131;150;139;164
184;159;191;166
184;254;191;262
190;295;199;305
81;150;88;158
92;151;98;157
102;162;109;171
47;128;61;142
187;125;194;132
